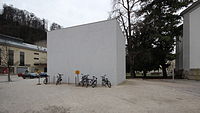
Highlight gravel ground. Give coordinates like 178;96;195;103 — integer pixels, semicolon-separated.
0;75;200;113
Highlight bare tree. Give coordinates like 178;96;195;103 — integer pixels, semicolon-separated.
110;0;140;77
0;39;11;82
50;22;62;31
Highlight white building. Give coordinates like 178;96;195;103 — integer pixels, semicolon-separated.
176;0;200;80
47;19;126;85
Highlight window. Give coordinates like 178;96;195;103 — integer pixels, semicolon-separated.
8;50;14;66
34;58;39;60
20;52;25;66
34;53;39;55
0;49;1;65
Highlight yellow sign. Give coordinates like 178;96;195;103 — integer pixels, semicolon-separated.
75;70;80;75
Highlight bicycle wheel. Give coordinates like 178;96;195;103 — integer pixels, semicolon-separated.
59;79;62;84
102;81;105;86
86;81;89;88
43;79;47;84
92;81;97;88
56;79;59;85
81;81;84;87
107;81;111;88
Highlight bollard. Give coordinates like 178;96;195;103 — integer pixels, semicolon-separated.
37;75;41;85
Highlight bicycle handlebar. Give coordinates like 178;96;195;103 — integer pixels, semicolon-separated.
101;75;107;77
58;73;63;76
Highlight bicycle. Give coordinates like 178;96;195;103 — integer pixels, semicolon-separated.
78;74;97;88
79;74;89;87
43;75;49;84
56;73;63;85
89;76;97;88
101;74;111;88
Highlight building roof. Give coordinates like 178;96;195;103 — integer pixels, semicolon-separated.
0;34;24;43
0;34;47;52
48;18;117;33
181;0;200;15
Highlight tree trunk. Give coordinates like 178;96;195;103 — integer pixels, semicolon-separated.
129;53;136;78
143;70;147;78
162;64;167;78
7;65;11;82
130;66;136;78
133;70;136;77
127;0;134;78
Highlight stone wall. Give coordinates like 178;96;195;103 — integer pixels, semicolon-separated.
188;69;200;80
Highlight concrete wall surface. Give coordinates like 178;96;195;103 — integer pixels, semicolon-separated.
180;4;200;79
183;13;190;71
189;6;200;69
175;36;183;72
47;19;125;85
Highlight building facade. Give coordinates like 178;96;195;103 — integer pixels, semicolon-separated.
47;19;126;85
176;0;200;80
0;34;47;74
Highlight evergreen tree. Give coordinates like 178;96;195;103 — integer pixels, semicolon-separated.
132;20;160;78
137;0;192;78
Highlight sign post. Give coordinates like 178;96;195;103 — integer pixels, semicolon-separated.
75;70;80;86
37;75;41;85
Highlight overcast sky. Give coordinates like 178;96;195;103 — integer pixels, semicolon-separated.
0;0;112;28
